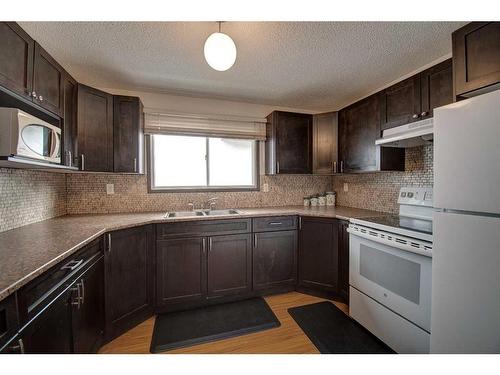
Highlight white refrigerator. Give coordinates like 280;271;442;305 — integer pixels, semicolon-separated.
431;88;500;353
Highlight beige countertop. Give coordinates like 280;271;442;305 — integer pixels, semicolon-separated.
0;205;384;302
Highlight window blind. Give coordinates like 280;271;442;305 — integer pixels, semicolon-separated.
144;111;267;140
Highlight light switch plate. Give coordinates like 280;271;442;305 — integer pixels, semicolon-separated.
106;184;115;195
343;183;348;192
262;183;269;193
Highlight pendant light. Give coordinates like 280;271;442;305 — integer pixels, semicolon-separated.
204;22;237;71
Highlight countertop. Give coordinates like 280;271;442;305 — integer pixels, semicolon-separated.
0;205;384;302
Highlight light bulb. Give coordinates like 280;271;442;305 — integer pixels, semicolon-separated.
204;32;237;71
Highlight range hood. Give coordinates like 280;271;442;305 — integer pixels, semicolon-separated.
376;118;433;148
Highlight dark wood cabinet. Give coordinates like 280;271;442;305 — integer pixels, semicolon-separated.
380;75;421;130
338;220;350;303
0;22;34;100
265;111;313;174
77;84;113;172
113;95;144;173
71;257;105;353
207;234;252;299
312;112;338;174
156;237;207;306
253;230;297;293
105;226;154;341
62;73;78;167
420;59;453;118
32;42;64;116
0;295;19;352
298;217;339;295
338;94;405;173
453;22;500;97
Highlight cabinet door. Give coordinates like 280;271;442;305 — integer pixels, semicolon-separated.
19;289;73;353
207;234;252;298
338;220;350;303
62;73;78;167
312;112;338;174
71;257;104;353
453;22;500;97
32;42;64;116
253;230;297;292
0;295;19;351
380;75;421;130
105;226;154;340
77;84;113;172
298;217;339;294
420;59;453;118
113;95;144;173
0;22;34;99
156;237;207;306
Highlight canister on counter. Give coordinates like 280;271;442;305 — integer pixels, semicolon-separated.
318;193;326;206
303;196;311;207
310;196;319;206
326;191;336;206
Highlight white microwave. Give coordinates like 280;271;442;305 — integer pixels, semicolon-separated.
0;108;61;164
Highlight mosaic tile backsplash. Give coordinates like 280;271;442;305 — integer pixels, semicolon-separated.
0;168;67;232
332;144;433;213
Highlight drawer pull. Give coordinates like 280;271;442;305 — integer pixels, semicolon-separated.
61;259;83;271
268;222;283;226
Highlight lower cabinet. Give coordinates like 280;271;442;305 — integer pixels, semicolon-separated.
253;230;297;293
298;217;339;295
105;225;155;341
338;220;350;303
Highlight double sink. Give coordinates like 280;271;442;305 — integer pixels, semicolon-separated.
164;209;242;219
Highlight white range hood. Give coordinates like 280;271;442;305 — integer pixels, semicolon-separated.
376;118;433;148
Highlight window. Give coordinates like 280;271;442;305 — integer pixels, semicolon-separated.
150;134;258;191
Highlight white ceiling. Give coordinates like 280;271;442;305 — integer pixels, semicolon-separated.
19;22;466;111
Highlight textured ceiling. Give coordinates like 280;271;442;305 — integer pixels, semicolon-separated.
19;22;466;111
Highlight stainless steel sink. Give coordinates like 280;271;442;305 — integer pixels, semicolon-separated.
164;209;241;218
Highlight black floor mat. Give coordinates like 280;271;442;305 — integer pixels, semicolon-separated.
288;301;394;354
150;297;280;353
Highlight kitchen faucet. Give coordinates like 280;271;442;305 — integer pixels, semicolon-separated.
204;197;218;211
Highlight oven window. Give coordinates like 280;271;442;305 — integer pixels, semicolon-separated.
360;244;421;304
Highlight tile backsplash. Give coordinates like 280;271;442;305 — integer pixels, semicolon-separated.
0;168;67;232
333;144;433;213
66;174;332;214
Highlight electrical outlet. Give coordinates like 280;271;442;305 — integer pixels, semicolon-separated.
262;183;269;193
343;183;348;192
106;184;115;195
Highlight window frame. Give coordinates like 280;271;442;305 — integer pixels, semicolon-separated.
147;134;260;193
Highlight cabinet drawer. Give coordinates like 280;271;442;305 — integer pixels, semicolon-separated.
157;219;251;239
252;216;297;232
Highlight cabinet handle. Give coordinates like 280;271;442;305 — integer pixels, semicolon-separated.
299;217;302;230
81;154;85;171
412;113;419;119
80;278;85;305
420;111;428;117
208;237;212;252
31;91;38;99
202;238;206;254
61;259;83;271
340;161;344;173
9;339;25;354
108;233;112;252
67;150;72;167
39;95;43;102
254;234;257;248
268;222;282;226
333;161;337;173
71;283;82;309
133;158;137;173
276;161;280;174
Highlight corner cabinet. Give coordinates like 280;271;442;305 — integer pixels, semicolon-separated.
453;22;500;97
77;84;114;172
113;95;144;173
104;225;155;341
338;94;405;173
265;111;313;174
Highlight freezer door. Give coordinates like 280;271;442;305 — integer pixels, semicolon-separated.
431;211;500;353
434;89;500;214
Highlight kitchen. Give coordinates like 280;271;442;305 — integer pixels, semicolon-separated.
1;2;500;374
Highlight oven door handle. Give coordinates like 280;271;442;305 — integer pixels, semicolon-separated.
347;226;432;258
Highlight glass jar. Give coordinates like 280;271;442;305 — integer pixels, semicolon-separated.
326;191;336;206
303;196;310;207
310;196;319;206
318;193;327;206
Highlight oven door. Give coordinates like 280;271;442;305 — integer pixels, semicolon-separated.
17;112;61;163
349;227;432;332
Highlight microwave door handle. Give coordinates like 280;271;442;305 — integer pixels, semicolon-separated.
51;130;61;160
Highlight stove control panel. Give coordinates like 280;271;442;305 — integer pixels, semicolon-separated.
398;187;433;207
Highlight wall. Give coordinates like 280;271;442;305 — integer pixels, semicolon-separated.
0;168;67;232
66;174;331;214
332;144;433;214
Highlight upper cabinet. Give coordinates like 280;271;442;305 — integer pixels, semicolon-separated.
77;84;114;172
453;22;500;97
113;96;144;173
0;22;34;100
339;94;405;173
380;59;453;130
265;111;313;174
312;112;338;175
62;73;78;168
